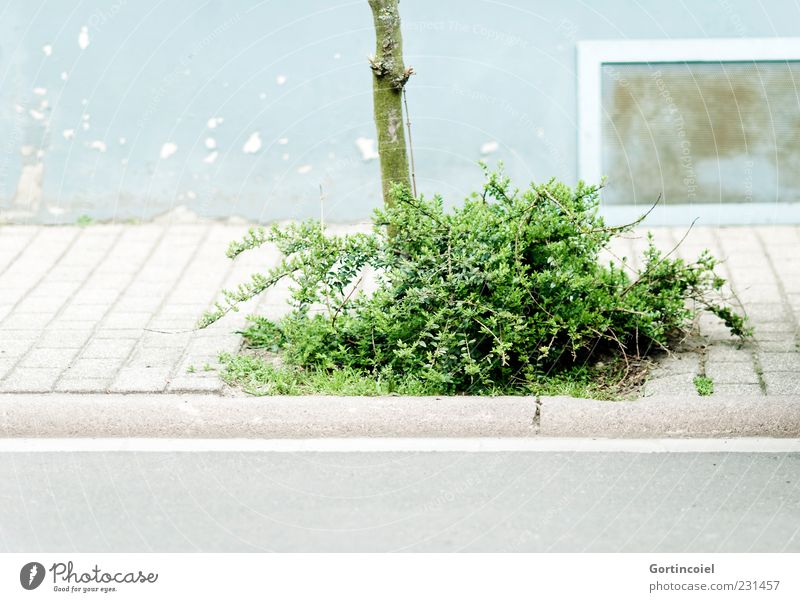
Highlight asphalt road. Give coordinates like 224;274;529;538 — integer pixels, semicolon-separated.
1;450;798;552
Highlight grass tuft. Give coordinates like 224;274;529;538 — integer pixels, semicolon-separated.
218;352;634;399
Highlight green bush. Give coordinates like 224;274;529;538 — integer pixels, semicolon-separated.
201;166;748;395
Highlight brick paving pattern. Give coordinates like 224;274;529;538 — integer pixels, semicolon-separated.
606;226;800;398
0;223;797;396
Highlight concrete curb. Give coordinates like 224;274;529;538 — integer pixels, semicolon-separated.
0;394;798;438
541;396;800;438
0;395;537;438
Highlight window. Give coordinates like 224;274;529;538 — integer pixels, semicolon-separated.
577;38;800;224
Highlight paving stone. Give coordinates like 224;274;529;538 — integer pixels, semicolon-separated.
139;331;192;348
648;353;700;377
115;296;163;312
0;339;36;358
81;339;138;359
781;276;800;294
735;286;783;304
751;322;795;334
743;304;787;323
82;272;131;289
168;290;217;305
46;266;92;282
167;376;224;393
124;283;171;298
762;373;800;396
697;313;738;339
750;328;798;342
179;356;220;372
102;312;152;329
148;315;200;330
0;359;14;379
757;340;799;352
759;352;800;372
46;319;98;331
0;305;13;321
0;368;62;392
54;378;110;393
18;296;69;313
1;312;56;329
38;329;93;348
108;367;171;393
19;348;80;369
125;346;183;369
187;331;241;346
643;373;696;396
705;361;758;384
62;359;123;379
707;383;764;397
71;289;121;304
58;304;111;321
787;293;800;308
93;329;143;340
706;344;753;363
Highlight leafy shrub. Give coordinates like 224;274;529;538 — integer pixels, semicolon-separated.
201;166;748;395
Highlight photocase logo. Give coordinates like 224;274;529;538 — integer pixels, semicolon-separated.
20;562;46;590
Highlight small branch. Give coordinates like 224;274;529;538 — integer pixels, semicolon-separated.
402;87;417;197
473;316;507;366
319;184;325;232
331;273;365;327
602;193;662;234
620;218;698;297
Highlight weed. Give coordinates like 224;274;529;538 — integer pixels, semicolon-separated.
693;375;714;396
203;166;748;396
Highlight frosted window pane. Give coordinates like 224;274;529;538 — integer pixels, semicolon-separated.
601;62;800;206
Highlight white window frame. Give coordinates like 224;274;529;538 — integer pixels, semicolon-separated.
577;38;800;225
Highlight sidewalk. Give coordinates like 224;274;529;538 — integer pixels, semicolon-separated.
0;220;798;397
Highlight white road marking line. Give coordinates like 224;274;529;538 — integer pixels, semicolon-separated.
0;438;797;453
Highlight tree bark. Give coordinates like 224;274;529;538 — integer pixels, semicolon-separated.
368;0;412;208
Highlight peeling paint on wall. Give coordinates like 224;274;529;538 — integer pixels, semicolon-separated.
78;26;90;50
160;142;178;159
355;137;378;161
3;0;792;226
242;132;262;154
480;141;499;155
12;163;44;212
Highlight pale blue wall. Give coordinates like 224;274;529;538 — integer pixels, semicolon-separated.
1;0;798;223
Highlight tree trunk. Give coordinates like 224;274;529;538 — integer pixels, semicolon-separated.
368;0;412;208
